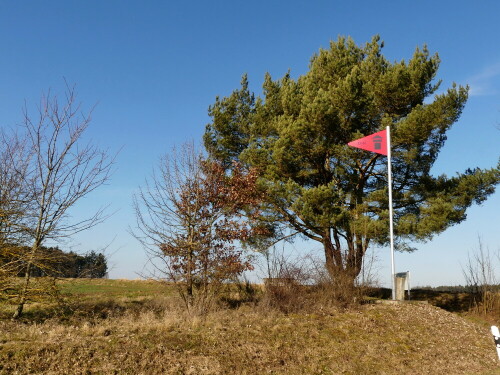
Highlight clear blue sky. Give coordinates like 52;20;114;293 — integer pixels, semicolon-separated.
1;1;499;286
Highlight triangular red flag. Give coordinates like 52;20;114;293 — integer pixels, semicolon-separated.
348;129;388;156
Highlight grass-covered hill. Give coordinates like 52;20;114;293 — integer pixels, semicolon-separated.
0;279;499;374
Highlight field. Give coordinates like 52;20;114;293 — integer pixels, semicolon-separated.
0;279;499;374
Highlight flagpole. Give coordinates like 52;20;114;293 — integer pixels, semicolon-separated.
347;127;396;300
386;126;396;300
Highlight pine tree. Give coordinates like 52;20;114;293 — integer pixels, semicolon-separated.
204;36;500;285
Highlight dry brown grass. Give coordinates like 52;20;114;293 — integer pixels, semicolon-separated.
408;288;500;326
1;298;499;374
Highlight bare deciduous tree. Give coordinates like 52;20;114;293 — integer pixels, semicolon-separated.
0;84;114;319
462;237;500;317
0;131;33;245
0;131;35;298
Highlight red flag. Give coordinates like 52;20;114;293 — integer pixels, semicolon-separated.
348;129;388;156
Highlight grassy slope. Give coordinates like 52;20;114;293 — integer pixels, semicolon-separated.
0;279;499;375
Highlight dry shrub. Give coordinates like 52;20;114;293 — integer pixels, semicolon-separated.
313;275;365;309
474;290;500;316
218;277;261;309
258;247;313;313
259;247;378;313
261;277;309;314
462;238;500;320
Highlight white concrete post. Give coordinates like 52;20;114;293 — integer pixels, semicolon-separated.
492;326;500;360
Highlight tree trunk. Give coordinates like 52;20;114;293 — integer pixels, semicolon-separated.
346;236;367;282
13;239;42;319
12;261;32;319
322;230;366;289
186;243;194;310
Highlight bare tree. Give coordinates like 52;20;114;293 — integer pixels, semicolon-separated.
0;131;33;245
462;237;500;316
2;84;114;319
0;131;32;297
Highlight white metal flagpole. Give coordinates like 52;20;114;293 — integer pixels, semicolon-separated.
386;126;396;300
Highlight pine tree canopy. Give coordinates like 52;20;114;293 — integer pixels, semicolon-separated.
203;36;500;280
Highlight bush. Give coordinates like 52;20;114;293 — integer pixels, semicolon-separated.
258;247;378;313
462;238;500;319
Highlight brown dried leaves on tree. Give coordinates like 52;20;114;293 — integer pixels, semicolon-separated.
133;145;268;312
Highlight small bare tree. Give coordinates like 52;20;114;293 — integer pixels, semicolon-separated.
1;84;114;319
132;143;265;313
462;237;500;317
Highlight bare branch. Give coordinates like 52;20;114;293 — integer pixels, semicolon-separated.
0;84;114;318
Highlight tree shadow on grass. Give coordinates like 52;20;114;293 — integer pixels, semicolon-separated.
0;296;177;324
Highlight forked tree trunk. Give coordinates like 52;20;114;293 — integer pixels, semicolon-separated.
322;232;367;289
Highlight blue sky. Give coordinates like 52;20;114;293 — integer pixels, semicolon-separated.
1;1;499;286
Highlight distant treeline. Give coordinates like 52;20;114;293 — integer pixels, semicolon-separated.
0;246;107;278
415;285;500;293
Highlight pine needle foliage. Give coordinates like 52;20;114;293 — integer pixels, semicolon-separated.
204;36;500;284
